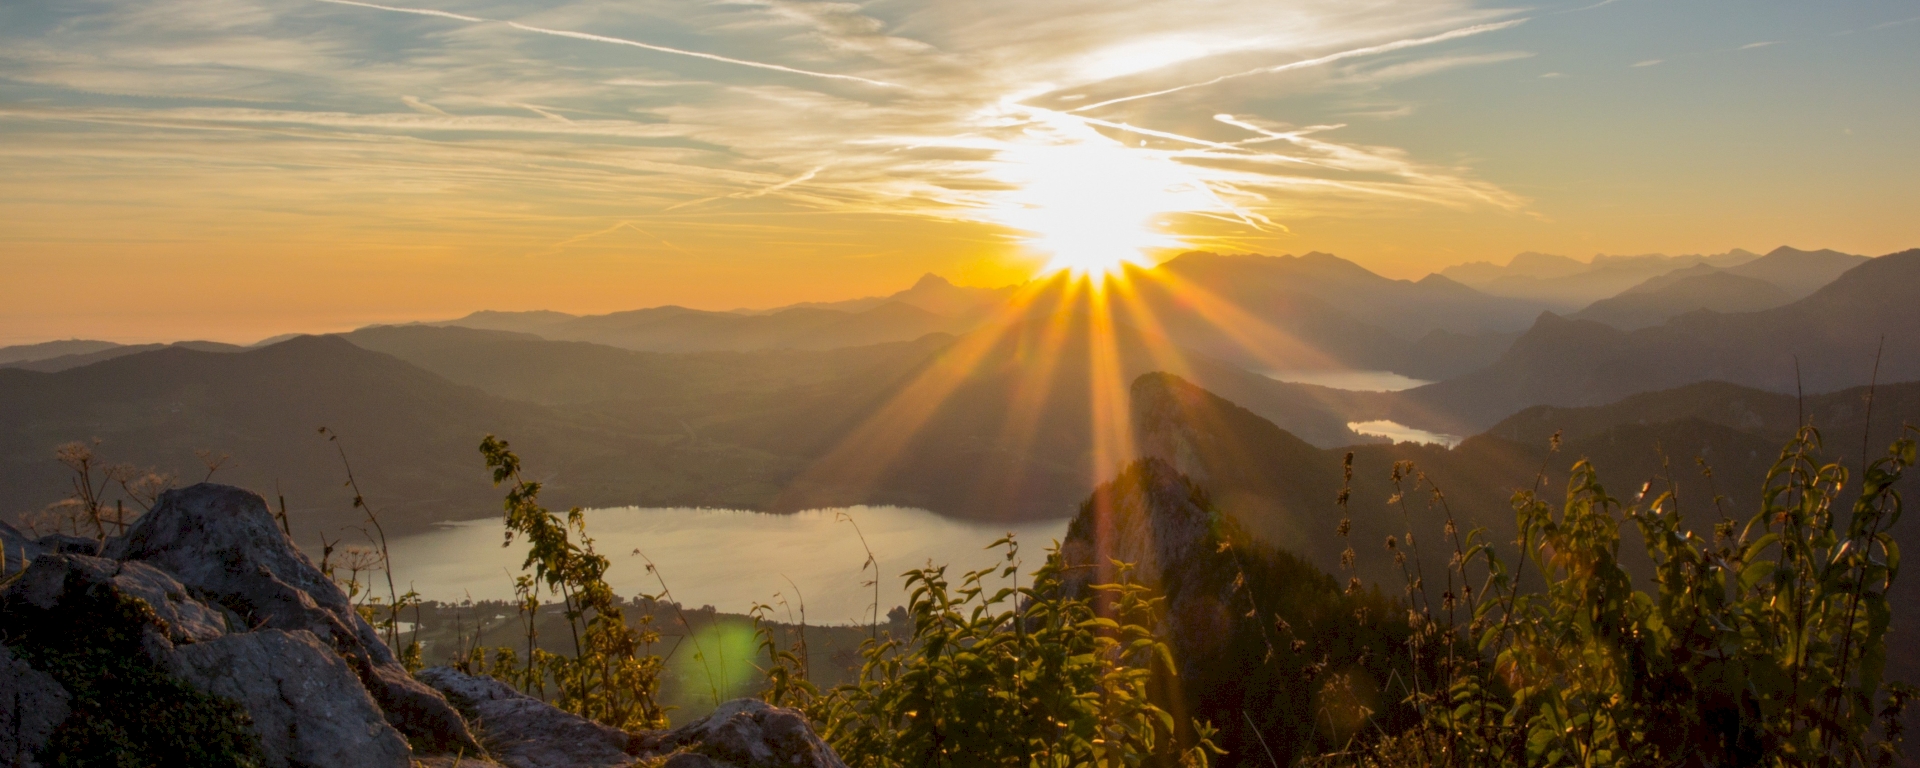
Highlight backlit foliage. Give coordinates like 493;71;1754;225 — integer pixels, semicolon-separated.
755;535;1221;768
1316;426;1918;768
454;435;670;732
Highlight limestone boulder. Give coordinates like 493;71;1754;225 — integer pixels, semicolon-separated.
648;699;846;768
33;533;102;556
106;483;481;753
167;629;412;768
0;645;69;768
4;553;228;646
417;666;636;768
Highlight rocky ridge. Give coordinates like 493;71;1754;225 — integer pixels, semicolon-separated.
0;483;845;768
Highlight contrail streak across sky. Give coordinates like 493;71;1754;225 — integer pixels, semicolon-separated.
314;0;900;88
1065;18;1528;113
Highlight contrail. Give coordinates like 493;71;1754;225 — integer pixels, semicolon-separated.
314;0;485;23
666;166;825;211
506;23;900;88
312;0;899;88
1067;18;1527;113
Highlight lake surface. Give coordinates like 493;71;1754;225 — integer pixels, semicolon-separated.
1348;420;1463;448
385;506;1070;624
1262;369;1432;392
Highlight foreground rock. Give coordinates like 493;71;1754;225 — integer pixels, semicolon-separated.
169;629;412;768
0;520;40;577
422;667;848;768
420;667;637;768
0;645;69;768
2;482;848;768
106;483;482;754
647;699;848;768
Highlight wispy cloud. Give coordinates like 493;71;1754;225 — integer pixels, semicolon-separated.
501;21;902;88
1739;41;1779;50
1063;18;1529;113
0;0;1540;286
313;0;484;23
1632;59;1662;67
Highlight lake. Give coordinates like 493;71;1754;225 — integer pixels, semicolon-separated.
1347;419;1462;448
384;506;1070;624
1262;369;1432;392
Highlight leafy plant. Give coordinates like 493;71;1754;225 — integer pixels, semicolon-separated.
759;534;1221;768
1317;426;1918;768
457;434;670;732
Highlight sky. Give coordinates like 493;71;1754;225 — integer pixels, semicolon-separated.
2;0;1917;344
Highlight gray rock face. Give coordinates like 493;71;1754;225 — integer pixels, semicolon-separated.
419;670;848;768
651;699;847;768
5;553;229;646
106;483;481;754
0;521;42;577
417;666;635;768
0;645;70;768
33;534;101;556
167;629;412;768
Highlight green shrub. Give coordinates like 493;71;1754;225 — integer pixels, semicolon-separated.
755;535;1221;768
1318;426;1918;768
454;435;669;732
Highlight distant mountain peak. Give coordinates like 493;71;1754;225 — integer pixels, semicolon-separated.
910;273;955;289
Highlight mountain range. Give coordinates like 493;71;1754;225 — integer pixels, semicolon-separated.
1440;246;1866;309
4;245;1911;553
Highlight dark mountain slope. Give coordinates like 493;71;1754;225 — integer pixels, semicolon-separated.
1056;459;1417;767
0;336;790;540
1127;373;1920;687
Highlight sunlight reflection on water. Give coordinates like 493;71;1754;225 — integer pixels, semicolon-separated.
1262;369;1432;391
1347;420;1462;448
384;506;1070;624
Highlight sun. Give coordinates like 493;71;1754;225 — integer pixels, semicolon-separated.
1044;248;1145;278
979;106;1221;282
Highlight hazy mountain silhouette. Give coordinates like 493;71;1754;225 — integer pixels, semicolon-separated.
1441;248;1767;308
1112;251;1540;380
0;341;246;372
1571;267;1793;329
745;273;1016;319
1721;245;1870;297
0;339;122;365
0;336;794;541
1375;249;1919;433
355;295;1370;522
433;301;954;353
429;274;1013;353
425;255;1544;381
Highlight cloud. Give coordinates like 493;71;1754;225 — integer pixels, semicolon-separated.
501;21;902;88
1539;71;1565;78
401;95;450;115
1739;41;1779;50
1345;50;1534;84
1064;18;1529;113
312;0;485;23
0;0;1535;269
1632;59;1662;67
